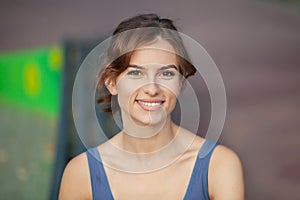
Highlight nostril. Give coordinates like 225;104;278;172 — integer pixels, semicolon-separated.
142;83;160;95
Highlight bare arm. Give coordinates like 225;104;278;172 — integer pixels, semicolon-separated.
58;153;91;200
208;145;245;200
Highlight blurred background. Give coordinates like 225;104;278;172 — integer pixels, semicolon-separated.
0;0;299;199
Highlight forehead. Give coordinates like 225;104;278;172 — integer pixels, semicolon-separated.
129;39;177;66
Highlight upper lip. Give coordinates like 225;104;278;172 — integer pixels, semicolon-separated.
136;99;165;103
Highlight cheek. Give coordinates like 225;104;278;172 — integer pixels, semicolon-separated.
116;79;140;108
158;79;181;96
169;84;181;96
168;93;178;109
117;74;145;91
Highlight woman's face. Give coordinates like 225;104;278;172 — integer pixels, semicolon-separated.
108;39;182;126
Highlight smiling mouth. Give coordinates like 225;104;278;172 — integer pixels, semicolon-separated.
136;100;165;111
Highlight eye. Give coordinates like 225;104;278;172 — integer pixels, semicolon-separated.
127;70;142;76
161;70;176;77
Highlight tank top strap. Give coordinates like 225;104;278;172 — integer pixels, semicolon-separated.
87;140;217;200
184;139;218;200
86;147;114;200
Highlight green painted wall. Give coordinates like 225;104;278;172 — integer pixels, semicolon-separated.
0;46;63;199
0;46;63;116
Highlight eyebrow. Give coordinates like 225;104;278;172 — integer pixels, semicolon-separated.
128;64;178;70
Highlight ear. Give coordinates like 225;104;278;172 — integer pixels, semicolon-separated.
105;77;118;95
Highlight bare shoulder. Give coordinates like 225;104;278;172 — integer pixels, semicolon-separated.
211;144;243;167
59;152;92;200
208;144;245;200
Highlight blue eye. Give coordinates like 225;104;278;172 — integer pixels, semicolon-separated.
161;70;175;77
127;70;142;76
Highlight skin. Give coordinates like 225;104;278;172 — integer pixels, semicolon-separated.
59;39;245;200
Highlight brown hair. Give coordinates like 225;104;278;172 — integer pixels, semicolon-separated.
97;13;196;112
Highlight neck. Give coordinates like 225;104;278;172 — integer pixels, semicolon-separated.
119;117;178;153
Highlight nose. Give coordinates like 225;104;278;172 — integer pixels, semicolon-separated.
142;82;160;96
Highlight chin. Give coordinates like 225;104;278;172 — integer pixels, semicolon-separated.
132;114;166;127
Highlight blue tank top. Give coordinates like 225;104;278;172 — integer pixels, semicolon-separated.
86;140;218;200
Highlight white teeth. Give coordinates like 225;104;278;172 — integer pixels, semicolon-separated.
139;101;162;107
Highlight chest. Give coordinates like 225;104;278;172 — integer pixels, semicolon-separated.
104;156;196;200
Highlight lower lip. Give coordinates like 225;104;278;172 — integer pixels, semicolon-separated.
137;101;163;111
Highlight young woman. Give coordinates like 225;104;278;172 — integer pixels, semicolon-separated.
59;14;245;200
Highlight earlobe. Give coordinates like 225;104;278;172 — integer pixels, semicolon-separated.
105;78;118;95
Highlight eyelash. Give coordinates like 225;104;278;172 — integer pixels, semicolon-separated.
127;70;143;76
126;69;176;78
160;70;175;77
